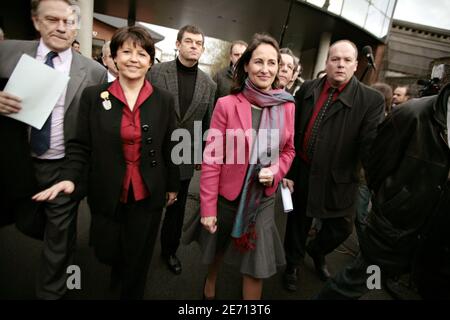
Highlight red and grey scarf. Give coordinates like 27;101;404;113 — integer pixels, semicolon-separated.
231;78;294;252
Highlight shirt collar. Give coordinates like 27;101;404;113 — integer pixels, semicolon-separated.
107;71;116;82
324;78;350;93
108;78;153;110
37;38;72;64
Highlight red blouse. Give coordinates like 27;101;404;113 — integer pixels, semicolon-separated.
108;79;154;203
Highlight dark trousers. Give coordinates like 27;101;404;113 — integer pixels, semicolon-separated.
315;253;373;299
284;161;353;268
160;179;191;257
355;184;371;242
111;197;163;300
33;159;79;300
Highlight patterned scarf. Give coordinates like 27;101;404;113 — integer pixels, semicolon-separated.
231;79;294;252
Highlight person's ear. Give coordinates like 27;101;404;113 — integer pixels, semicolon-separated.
31;16;40;33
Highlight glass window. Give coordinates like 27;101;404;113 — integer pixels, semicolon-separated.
302;0;396;39
328;0;344;15
386;0;396;18
306;0;344;14
381;17;391;37
341;0;370;27
365;5;385;37
307;0;326;7
371;0;390;11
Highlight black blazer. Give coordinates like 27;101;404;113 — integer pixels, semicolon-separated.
288;76;385;219
61;82;180;216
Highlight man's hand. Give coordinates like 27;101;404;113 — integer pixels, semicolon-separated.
201;216;217;234
282;178;294;193
0;91;22;115
258;168;274;187
166;192;178;206
32;180;75;201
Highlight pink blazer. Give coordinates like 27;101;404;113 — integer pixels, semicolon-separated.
200;93;295;217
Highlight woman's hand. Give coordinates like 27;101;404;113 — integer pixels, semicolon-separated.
258;168;274;187
282;178;294;193
166;192;178;206
201;216;217;234
32;180;75;201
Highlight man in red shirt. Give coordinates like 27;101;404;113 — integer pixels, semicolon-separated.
282;40;385;292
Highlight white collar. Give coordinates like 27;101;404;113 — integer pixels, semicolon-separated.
37;38;72;63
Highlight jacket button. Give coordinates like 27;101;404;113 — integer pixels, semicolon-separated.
149;149;156;157
146;137;153;144
142;124;150;132
151;160;157;167
437;185;442;191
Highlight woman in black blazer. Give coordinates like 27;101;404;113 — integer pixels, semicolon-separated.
33;26;180;299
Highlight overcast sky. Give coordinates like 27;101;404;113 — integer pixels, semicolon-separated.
394;0;450;30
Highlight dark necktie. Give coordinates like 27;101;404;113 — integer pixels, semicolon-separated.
30;51;58;156
306;87;337;160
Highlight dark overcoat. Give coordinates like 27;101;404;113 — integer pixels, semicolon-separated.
289;76;385;218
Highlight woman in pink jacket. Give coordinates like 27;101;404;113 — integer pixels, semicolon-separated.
198;34;295;300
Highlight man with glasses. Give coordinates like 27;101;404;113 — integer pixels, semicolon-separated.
0;0;106;299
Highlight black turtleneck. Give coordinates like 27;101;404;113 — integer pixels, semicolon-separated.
176;58;198;118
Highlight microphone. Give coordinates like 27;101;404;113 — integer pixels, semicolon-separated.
362;45;376;70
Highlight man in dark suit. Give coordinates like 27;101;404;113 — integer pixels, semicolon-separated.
0;0;106;299
148;24;216;275
282;40;385;292
213;39;247;101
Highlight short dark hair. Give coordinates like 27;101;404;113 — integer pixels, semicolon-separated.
395;85;412;97
230;33;281;94
230;40;248;54
31;0;78;17
72;40;79;46
110;26;155;64
177;25;205;45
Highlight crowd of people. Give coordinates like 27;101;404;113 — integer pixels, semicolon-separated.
0;0;448;300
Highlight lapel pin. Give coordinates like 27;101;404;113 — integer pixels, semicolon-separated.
100;91;112;110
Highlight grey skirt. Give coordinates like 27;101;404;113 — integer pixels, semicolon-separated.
184;195;286;279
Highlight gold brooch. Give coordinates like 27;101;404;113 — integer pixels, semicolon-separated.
100;91;111;110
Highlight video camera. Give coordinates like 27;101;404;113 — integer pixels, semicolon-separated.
417;78;441;97
417;64;449;97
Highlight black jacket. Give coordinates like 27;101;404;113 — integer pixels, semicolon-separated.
61;83;180;217
213;65;233;102
361;84;450;275
289;76;385;218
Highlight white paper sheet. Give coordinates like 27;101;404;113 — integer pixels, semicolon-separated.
3;54;70;129
280;183;293;213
